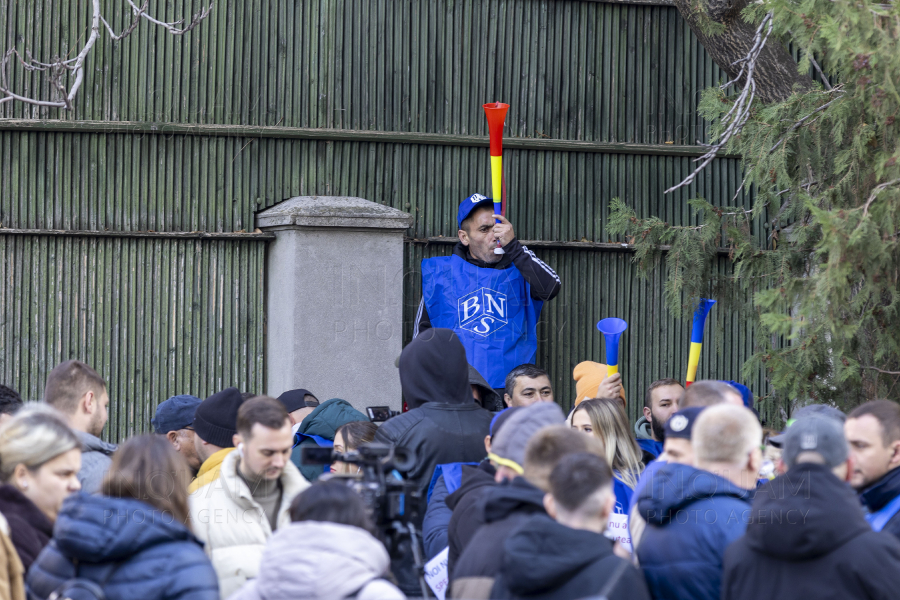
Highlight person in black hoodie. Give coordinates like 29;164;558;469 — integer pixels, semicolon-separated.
722;415;900;600
449;412;606;600
491;453;650;600
374;327;493;595
375;328;493;501
845;400;900;540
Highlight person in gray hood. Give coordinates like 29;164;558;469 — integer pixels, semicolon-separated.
229;480;405;600
43;360;116;494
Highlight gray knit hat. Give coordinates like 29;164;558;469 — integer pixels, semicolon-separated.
488;402;565;474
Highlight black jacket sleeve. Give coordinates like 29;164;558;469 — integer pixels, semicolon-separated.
502;238;562;301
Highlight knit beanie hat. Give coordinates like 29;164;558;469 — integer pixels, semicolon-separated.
193;387;244;448
488;402;565;475
573;361;627;406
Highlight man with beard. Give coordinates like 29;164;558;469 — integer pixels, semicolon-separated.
635;378;683;461
43;359;117;494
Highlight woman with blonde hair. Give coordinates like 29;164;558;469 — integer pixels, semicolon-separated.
571;398;644;551
26;434;218;600
0;405;82;581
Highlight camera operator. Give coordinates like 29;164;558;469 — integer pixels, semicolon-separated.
374;327;493;595
229;480;406;600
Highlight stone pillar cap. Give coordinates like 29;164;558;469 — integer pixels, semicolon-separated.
256;196;413;230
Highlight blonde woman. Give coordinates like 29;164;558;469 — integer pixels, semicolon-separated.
0;406;82;575
571;398;644;551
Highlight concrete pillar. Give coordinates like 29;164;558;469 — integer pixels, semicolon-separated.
257;196;414;412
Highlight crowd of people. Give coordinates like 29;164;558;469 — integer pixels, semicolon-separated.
1;326;900;600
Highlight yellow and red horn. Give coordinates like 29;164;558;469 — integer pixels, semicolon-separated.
685;298;717;387
484;102;509;255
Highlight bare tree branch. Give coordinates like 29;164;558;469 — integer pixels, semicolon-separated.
0;0;214;110
769;94;843;153
665;13;775;195
863;366;900;376
862;178;900;217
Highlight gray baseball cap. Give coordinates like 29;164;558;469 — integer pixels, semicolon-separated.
782;415;849;469
769;403;846;448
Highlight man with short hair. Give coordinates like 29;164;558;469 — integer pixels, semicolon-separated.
450;407;605;599
43;360;116;494
845;400;900;540
188;387;245;493
190;396;309;598
722;415;900;600
635;378;684;459
152;394;203;475
0;384;23;425
636;404;761;600
491;453;650;600
629;406;707;553
679;379;742;408
503;364;554;408
415;194;561;393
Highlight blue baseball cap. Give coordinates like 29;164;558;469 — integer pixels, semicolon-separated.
457;193;495;229
152;394;202;434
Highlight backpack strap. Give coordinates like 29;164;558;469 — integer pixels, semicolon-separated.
587;558;629;600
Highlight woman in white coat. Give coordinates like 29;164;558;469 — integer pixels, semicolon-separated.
228;480;405;600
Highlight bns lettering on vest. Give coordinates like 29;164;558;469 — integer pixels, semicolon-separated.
458;287;509;336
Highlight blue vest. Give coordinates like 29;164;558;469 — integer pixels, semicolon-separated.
421;255;543;388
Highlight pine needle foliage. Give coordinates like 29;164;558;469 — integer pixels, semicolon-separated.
608;0;900;411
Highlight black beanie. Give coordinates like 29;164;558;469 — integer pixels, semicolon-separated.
193;387;244;448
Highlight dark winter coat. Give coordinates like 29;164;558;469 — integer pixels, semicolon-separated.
446;462;497;574
374;328;493;503
449;477;546;600
490;514;651;600
0;485;53;572
26;494;218;600
723;462;900;600
290;398;367;482
636;462;753;600
859;465;900;542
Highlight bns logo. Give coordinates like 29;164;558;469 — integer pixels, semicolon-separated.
458;288;508;336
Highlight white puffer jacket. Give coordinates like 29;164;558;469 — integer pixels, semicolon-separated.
227;521;405;600
189;450;310;599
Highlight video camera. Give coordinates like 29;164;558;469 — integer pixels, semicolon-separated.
301;443;427;597
366;405;401;422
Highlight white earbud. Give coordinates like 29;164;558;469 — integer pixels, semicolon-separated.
237;442;245;458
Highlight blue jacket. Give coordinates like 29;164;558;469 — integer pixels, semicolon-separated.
423;462;479;559
860;465;900;542
26;494;219;600
423;472;452;559
636;463;753;600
